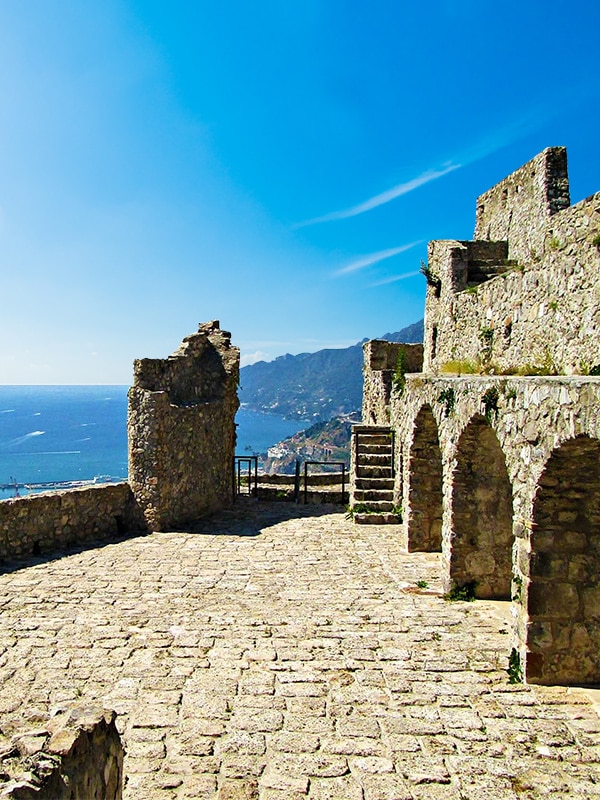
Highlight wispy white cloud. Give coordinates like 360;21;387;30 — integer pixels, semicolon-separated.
336;241;422;276
240;350;271;367
370;270;421;287
297;165;459;228
297;104;565;230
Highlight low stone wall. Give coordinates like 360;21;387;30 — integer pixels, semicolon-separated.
0;483;144;563
0;706;123;799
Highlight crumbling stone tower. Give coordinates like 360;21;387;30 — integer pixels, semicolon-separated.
128;321;239;531
353;147;600;686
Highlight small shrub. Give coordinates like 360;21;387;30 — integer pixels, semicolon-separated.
438;387;456;417
416;579;429;589
547;235;562;251
478;326;494;370
592;233;600;248
505;386;517;401
482;386;500;423
512;575;523;603
440;360;479;375
420;260;442;295
445;581;477;602
507;647;523;684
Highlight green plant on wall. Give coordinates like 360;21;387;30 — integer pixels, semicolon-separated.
507;647;523;684
392;347;407;396
419;260;442;296
478;326;494;370
482;386;500;423
547;235;562;251
438;387;455;417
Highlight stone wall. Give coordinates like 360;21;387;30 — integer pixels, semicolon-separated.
0;706;123;799
362;341;423;423
423;149;600;374
128;321;240;531
474;146;570;263
361;368;600;685
0;483;143;563
357;147;600;686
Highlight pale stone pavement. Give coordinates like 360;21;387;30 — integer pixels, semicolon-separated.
0;500;599;799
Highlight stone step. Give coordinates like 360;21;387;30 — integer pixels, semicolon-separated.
353;489;395;503
354;512;401;525
353;499;396;512
354;477;394;490
356;466;394;479
360;453;394;467
357;441;392;452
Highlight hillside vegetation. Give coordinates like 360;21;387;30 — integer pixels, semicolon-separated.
240;319;423;421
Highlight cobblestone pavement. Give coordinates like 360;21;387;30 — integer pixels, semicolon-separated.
0;500;599;799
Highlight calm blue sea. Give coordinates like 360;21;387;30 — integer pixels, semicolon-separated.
0;387;307;500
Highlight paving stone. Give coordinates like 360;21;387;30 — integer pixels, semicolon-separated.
0;502;597;798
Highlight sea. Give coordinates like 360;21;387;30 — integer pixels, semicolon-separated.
0;386;308;500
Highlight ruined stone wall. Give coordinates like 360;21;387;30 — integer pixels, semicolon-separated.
0;706;123;799
128;321;240;531
474;146;570;263
422;149;600;375
362;341;423;424
0;483;143;563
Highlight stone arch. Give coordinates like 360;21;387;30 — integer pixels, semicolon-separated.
407;404;443;552
526;435;600;685
450;414;513;599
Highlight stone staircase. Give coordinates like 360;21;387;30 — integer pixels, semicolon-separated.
351;425;400;524
466;258;518;287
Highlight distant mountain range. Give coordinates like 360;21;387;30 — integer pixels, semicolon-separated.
239;319;424;421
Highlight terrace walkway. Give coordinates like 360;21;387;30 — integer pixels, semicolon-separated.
0;500;599;799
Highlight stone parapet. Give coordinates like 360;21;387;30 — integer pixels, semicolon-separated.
0;483;143;563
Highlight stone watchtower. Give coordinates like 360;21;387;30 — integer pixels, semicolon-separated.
128;321;239;531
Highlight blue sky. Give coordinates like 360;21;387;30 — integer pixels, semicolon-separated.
1;0;599;383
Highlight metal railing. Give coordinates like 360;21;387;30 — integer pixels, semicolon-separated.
233;455;258;497
302;460;347;505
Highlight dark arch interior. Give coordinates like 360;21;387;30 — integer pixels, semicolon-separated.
527;435;600;686
451;415;513;599
407;405;443;552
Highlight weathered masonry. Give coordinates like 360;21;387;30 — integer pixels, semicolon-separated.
354;147;600;686
128;320;240;531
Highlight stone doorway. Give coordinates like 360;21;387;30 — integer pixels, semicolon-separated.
526;435;600;685
407;404;443;552
450;414;513;599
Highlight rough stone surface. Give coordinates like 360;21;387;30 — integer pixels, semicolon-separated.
357;148;600;687
0;705;123;799
128;321;240;531
0;501;598;799
0;483;144;564
423;148;600;375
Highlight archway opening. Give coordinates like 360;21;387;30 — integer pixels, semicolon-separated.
407;405;443;552
451;414;513;599
527;435;600;685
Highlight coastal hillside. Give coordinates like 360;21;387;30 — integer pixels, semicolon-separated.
239;319;423;421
